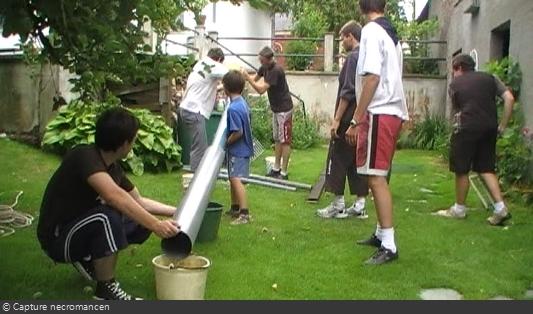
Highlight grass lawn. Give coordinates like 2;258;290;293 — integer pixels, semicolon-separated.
1;137;532;300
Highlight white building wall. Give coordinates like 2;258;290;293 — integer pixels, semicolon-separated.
165;1;272;69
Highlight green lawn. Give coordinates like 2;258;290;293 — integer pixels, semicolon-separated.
1;138;532;300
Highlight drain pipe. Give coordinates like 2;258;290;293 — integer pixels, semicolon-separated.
162;107;228;258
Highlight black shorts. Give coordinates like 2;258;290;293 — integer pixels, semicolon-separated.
449;128;497;175
45;205;151;263
324;123;368;196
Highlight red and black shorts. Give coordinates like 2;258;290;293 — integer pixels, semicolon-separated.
356;113;403;177
272;110;293;144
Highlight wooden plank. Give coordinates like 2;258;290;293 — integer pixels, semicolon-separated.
307;168;326;203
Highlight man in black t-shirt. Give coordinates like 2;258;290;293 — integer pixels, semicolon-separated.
37;107;180;300
242;46;293;180
316;20;369;220
435;54;515;226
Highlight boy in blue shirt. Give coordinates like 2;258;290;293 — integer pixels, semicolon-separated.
223;70;254;225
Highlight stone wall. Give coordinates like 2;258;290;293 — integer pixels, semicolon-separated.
285;72;448;136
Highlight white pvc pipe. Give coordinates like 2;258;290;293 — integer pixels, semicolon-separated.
162;107;228;258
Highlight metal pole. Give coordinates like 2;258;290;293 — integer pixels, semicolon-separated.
217;173;297;191
161;107;228;258
218;168;312;190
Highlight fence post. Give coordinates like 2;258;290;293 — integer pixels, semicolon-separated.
194;25;208;59
208;31;219;50
187;36;196;56
324;32;334;72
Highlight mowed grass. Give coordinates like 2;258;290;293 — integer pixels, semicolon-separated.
1;138;532;300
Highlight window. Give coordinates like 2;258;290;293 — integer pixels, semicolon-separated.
491;21;510;60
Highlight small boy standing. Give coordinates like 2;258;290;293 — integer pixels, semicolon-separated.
223;70;254;225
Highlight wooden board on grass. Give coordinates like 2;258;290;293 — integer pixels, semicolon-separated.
307;169;326;203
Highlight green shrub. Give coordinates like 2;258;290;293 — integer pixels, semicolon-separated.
247;96;273;147
495;102;532;185
485;58;532;187
485;57;522;98
291;106;321;150
247;95;320;150
398;18;440;76
41;100;181;176
286;3;327;71
397;115;451;159
285;41;316;71
413;115;451;151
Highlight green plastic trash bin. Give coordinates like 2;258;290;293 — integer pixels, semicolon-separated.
177;111;222;165
196;202;223;243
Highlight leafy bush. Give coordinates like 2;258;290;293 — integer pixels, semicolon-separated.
247;96;273;147
485;58;532;187
41;100;181;176
286;4;327;71
398;18;440;76
397;115;451;158
494;102;532;185
485;57;522;98
413;115;451;151
286;41;316;71
291;107;321;149
247;95;321;150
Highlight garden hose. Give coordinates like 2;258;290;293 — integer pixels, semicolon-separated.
0;191;34;238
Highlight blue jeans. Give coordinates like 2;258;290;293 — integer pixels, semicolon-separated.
227;155;250;179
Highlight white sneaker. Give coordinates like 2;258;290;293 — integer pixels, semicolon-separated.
342;200;368;219
316;203;343;219
433;206;466;219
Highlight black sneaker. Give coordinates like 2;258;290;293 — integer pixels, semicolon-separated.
73;257;95;281
356;234;382;248
365;247;399;265
279;173;289;180
94;280;142;300
266;169;281;178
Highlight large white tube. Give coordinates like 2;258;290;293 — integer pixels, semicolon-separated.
162;107;228;258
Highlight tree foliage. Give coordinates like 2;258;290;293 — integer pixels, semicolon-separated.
268;0;405;34
285;3;327;70
0;0;205;101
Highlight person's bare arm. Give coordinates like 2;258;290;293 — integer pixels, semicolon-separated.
345;74;380;146
129;187;176;217
247;77;270;95
498;90;515;132
87;172;179;238
242;70;269;95
331;98;350;138
227;131;243;146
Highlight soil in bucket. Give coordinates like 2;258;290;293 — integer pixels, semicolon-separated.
152;254;211;300
196;202;223;243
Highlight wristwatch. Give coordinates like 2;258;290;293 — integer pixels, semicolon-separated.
349;119;360;128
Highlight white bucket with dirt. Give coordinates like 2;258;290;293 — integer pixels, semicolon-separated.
182;173;194;189
265;156;275;174
152;254;211;300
